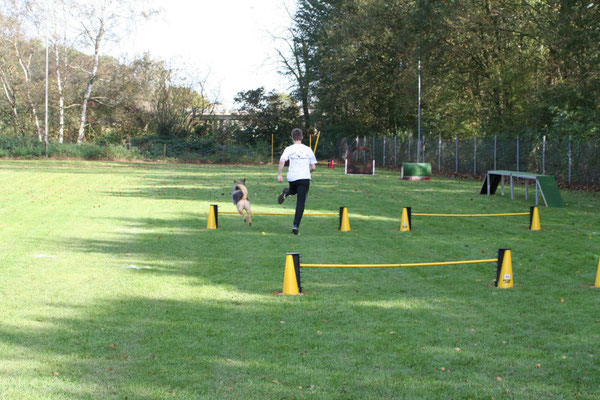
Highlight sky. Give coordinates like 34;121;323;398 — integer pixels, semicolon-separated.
116;0;296;109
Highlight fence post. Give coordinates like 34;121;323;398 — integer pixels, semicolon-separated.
455;135;459;173
568;136;572;185
371;135;377;164
363;136;366;162
473;136;477;175
516;135;520;172
383;136;386;166
542;135;546;175
494;135;497;170
163;143;166;160
394;135;397;167
438;133;441;171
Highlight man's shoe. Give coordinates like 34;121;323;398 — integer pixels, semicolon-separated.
292;225;299;235
278;188;290;204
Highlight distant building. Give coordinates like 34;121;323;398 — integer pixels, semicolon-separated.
200;105;244;130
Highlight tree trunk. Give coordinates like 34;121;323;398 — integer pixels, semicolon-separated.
54;44;65;143
299;38;311;134
77;22;105;144
0;66;21;136
276;35;312;134
15;44;42;141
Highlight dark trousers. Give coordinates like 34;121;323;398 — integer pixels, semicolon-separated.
288;179;310;227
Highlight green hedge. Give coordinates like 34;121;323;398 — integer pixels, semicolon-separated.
0;135;268;163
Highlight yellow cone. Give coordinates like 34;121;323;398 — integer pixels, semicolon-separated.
400;207;411;232
207;205;218;229
530;206;541;231
595;258;600;288
497;249;514;289
282;253;301;295
340;206;351;232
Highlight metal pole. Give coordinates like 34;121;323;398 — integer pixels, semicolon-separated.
44;35;49;156
510;175;514;200
394;135;397;167
542;135;546;174
372;136;375;164
417;57;421;163
568;136;572;184
455;135;458;173
473;136;477;175
383;137;386;166
494;135;497;170
516;135;520;172
408;136;411;161
438;133;441;171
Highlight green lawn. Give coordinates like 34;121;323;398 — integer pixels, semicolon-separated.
0;160;599;399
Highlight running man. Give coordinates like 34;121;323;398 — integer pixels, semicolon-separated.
277;128;317;234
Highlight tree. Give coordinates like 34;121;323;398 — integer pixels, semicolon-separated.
73;0;156;143
275;28;314;135
0;1;44;140
47;0;77;143
152;67;213;138
0;15;23;136
234;87;300;151
291;0;599;140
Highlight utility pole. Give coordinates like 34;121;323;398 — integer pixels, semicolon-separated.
417;57;421;163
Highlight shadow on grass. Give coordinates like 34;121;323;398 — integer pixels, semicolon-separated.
1;288;599;399
13;209;600;398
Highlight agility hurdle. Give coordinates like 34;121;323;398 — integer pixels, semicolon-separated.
282;249;514;294
206;204;351;231
399;206;541;232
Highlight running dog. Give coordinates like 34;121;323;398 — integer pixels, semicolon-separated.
232;179;252;226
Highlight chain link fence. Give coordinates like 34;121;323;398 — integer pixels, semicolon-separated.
330;135;600;185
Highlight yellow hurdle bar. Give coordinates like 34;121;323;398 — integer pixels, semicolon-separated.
301;258;498;268
412;212;528;217
219;211;337;216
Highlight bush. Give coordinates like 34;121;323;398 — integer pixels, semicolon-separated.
0;134;269;163
0;136;45;158
105;144;140;160
48;143;80;158
81;144;105;160
129;135;268;162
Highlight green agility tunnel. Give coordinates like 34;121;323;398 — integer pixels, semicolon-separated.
402;163;431;180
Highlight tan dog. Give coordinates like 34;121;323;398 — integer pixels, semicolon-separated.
232;179;252;226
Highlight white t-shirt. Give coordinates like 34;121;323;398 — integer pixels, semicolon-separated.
280;143;317;182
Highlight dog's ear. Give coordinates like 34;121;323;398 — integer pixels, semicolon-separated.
243;178;246;183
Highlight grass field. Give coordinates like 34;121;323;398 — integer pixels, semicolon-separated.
0;160;599;399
